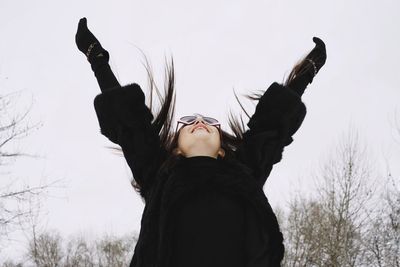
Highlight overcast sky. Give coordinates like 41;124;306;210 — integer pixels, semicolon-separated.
1;0;399;260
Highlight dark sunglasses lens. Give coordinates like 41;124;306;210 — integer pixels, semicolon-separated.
180;116;197;124
203;117;219;125
179;115;219;126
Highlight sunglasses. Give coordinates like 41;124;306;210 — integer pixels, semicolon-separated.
175;114;221;133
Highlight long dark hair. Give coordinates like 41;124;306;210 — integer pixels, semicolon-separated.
109;52;311;192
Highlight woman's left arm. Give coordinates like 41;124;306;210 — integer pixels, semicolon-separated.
235;82;307;187
235;37;326;187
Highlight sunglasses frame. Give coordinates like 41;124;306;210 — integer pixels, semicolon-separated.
175;114;221;133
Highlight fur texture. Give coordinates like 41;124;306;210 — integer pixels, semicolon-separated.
93;82;307;267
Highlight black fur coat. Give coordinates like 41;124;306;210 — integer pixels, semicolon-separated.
93;82;307;267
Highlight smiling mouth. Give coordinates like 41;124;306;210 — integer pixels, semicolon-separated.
194;127;206;131
191;125;209;133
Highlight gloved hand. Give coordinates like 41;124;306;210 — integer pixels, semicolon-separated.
75;17;109;65
305;37;327;76
286;37;327;91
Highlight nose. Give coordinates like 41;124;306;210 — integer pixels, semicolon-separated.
194;117;205;124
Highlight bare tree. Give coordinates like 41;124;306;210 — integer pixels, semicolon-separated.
0;90;45;246
64;235;95;267
282;197;327;266
362;173;400;267
1;261;23;267
283;126;376;266
17;227;139;266
94;233;136;267
361;112;400;267
27;229;64;267
0;89;66;265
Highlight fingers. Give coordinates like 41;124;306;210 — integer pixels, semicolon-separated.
312;37;326;48
75;17;91;52
79;17;87;24
78;17;87;30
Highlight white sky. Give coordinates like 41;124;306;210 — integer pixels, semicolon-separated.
1;0;399;261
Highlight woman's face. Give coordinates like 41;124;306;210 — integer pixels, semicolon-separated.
176;118;224;159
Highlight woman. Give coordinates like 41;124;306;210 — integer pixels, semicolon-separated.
75;17;326;267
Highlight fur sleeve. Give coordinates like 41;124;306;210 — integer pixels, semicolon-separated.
93;83;164;199
235;82;307;187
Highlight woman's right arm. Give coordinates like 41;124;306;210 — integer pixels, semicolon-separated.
93;84;165;201
75;17;120;92
76;18;164;200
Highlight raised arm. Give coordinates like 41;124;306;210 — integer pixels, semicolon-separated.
76;18;165;201
93;84;165;201
235;82;307;187
75;17;120;92
235;37;327;187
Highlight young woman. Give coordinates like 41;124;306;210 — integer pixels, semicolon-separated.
75;17;326;267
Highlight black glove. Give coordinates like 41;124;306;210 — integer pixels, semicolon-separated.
305;37;327;76
75;17;109;68
286;37;327;94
